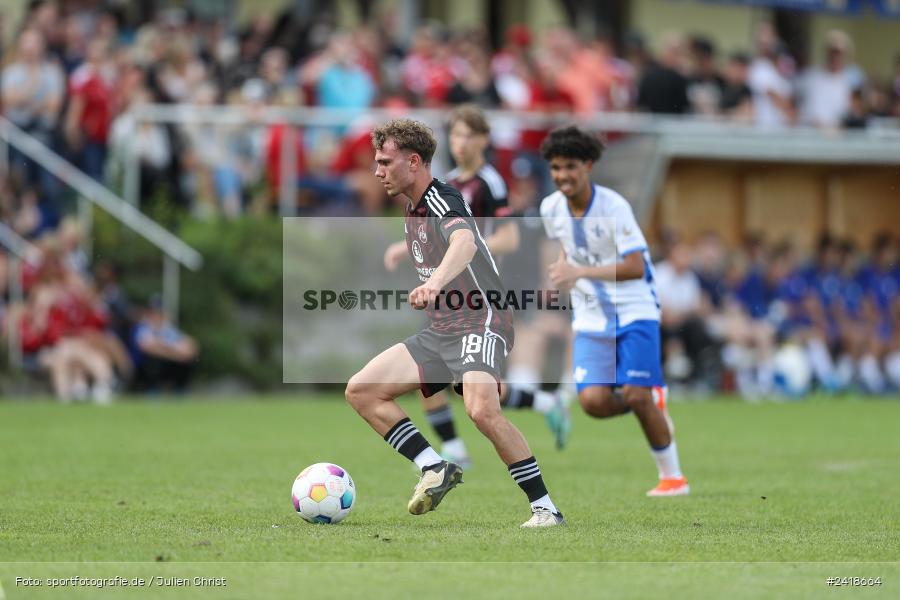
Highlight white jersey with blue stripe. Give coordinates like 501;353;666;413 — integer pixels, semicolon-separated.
540;184;660;335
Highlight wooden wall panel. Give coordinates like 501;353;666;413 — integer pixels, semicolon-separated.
743;166;826;252
657;162;743;245
651;162;900;255
826;170;900;248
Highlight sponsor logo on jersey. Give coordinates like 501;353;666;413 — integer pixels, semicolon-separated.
443;217;466;230
417;223;427;243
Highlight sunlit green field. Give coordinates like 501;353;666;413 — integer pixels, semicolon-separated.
1;395;898;598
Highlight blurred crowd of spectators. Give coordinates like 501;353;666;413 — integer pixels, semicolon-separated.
0;218;197;401
0;2;898;399
2;2;899;221
652;230;900;398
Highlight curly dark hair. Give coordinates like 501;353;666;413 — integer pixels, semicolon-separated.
539;126;605;162
371;119;438;165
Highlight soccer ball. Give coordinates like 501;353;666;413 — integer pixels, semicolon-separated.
291;463;356;524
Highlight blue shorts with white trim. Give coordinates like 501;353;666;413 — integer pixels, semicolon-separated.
572;319;664;392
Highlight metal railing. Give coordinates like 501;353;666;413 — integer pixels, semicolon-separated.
0;222;40;369
0;117;203;330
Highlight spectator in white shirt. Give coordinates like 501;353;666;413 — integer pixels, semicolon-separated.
748;22;794;128
656;240;721;388
798;30;856;128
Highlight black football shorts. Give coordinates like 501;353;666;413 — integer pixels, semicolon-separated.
403;327;509;397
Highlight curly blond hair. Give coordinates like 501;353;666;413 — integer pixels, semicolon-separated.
371;119;437;165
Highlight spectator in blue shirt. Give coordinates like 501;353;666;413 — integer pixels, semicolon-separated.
131;294;197;392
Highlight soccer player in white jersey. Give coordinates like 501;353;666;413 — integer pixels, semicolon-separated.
538;126;689;496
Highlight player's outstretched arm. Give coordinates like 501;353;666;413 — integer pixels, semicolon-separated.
384;240;409;271
409;229;476;308
486;221;520;256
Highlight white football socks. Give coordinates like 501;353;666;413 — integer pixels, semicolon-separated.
530;494;559;514
441;438;467;459
532;391;558;415
886;352;900;388
506;365;541;388
413;447;444;471
859;354;886;393
807;338;836;387
651;440;684;480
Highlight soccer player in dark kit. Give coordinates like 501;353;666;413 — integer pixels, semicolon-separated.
384;105;571;468
345;118;565;527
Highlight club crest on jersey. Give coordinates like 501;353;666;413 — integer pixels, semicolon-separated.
412;240;424;263
417;223;427;243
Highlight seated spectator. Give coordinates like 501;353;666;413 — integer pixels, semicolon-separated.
802;234;847;391
18;245;122;403
696;232;772;397
59;217;89;275
131;294;198;392
857;233;899;391
93;259;132;344
11;186;59;240
655;239;721;388
834;239;881;392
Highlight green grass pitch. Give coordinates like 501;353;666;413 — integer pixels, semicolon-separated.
1;394;898;598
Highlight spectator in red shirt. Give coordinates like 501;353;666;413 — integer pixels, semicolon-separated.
401;25;461;106
264;121;306;210
65;38;115;180
330;120;389;214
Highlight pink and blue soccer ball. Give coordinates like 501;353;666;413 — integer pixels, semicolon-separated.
292;463;356;524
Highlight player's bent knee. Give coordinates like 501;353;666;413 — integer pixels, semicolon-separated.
578;387;615;418
465;399;502;431
344;376;374;412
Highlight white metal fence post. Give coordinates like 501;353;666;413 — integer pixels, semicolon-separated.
279;123;297;217
8;256;23;370
78;195;93;264
123;115;140;208
163;254;180;326
0;135;8;180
